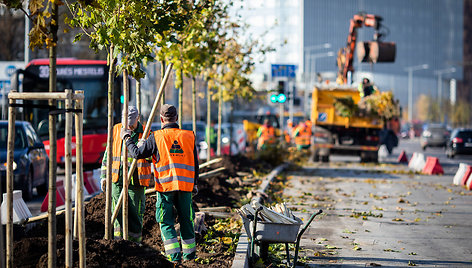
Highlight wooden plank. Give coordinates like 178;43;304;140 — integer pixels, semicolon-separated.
8;92;84;100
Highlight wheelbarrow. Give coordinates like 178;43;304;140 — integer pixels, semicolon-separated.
245;207;323;267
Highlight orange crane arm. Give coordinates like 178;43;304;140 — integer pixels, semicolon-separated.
336;13;382;85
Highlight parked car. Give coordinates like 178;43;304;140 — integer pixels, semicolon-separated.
446;128;472;158
420;123;449;150
0;121;49;200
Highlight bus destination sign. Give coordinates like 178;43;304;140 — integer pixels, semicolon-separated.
39;65;105;78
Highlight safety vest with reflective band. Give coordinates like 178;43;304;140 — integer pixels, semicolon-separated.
295;124;312;146
111;123;152;186
257;125;276;147
153;128;196;192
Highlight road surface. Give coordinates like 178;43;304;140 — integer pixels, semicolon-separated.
283;138;472;267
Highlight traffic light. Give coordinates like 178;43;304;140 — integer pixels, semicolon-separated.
277;81;285;95
269;80;287;103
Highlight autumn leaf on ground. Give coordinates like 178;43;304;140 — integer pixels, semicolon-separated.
352;246;362;251
409;252;417;255
392;218;404;222
383;248;401;252
325;245;339;249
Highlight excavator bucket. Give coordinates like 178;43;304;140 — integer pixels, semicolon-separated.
356;41;396;63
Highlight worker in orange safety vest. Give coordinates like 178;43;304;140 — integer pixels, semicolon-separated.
100;106;152;243
122;104;199;263
256;119;276;150
293;121;312;150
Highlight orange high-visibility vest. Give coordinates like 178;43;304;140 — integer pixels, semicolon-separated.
153;128;196;192
258;125;276;148
295;124;312;146
111;123;152;186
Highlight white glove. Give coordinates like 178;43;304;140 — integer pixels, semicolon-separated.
137;139;145;148
100;179;106;192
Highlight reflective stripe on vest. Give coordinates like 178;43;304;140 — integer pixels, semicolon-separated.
153;128;196;192
111;123;152;186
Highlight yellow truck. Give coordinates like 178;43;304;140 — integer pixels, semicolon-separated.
311;87;383;162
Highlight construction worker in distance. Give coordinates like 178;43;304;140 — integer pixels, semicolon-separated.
358;78;377;98
100;106;152;243
121;104;199;264
293;120;312;150
256;119;276;150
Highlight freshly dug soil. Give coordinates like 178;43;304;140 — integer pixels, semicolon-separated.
12;154;274;267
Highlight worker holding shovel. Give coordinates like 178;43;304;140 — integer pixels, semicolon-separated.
100;106;153;243
122;104;199;263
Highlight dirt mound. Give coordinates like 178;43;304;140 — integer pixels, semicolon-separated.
12;154;274;267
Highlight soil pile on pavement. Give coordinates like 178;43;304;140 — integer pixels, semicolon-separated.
12;154;274;267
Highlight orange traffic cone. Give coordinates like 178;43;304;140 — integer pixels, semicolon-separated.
422;157;444;175
397;150;408;163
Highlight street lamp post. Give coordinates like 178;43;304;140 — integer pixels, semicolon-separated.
405;64;429;122
434;67;456;108
303;43;331;115
304;51;334;115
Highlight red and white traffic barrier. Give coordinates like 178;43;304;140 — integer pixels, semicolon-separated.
422;157;444;175
1;190;32;224
453;163;470;185
409;152;426;172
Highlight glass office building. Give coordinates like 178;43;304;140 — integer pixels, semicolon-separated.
231;0;464;118
302;0;463;111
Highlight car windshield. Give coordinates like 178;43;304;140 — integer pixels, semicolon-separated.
0;125;27;149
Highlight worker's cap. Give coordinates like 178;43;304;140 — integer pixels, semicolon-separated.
160;104;177;119
127;106;139;126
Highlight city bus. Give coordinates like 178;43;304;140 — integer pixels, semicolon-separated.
12;58;123;168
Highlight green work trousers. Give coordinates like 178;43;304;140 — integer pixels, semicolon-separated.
156;191;196;262
111;183;146;242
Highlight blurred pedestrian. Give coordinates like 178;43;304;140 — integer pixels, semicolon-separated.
122;104;199;263
100;106;152;243
256;119;276;150
293;121;312;150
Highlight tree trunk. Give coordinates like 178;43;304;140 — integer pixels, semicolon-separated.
178;65;183;127
64;90;73;268
74;92;86;268
217;85;223;155
229;99;234;155
104;45;116;240
122;69;129;240
206;81;211;161
136;79;141;114
48;4;58;267
192;76;197;134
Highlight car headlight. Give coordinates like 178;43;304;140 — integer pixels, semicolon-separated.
222;137;230;144
423;131;431;137
0;161;17;171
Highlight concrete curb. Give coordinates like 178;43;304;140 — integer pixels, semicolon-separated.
231;162;288;268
